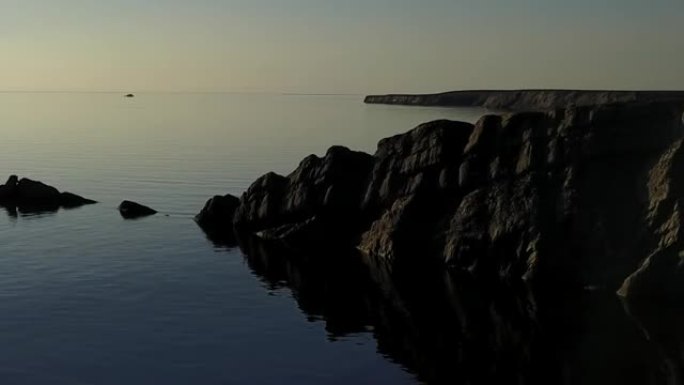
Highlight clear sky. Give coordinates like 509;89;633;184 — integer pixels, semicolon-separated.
0;0;682;93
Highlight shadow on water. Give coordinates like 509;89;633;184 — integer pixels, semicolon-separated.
230;235;681;385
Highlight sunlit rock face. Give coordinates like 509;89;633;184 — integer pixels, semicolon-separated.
221;101;684;300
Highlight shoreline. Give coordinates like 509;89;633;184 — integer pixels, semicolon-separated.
364;89;684;111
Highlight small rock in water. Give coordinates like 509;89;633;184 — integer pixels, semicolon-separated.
194;194;241;244
0;175;96;213
119;200;157;219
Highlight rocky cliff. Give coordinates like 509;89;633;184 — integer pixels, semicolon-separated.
223;101;684;302
364;90;684;111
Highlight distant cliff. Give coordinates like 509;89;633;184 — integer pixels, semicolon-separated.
364;90;684;111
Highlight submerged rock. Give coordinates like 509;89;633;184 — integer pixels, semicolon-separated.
0;175;96;213
118;200;157;219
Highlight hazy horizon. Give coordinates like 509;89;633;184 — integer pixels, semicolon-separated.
2;0;683;94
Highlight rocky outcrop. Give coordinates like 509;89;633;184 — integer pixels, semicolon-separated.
226;101;684;302
195;194;241;244
118;200;157;219
233;145;374;247
0;175;96;213
364;90;684;111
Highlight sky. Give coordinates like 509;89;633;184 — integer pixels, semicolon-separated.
0;0;682;94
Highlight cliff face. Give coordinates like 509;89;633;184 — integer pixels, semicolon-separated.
364;90;684;111
230;101;684;301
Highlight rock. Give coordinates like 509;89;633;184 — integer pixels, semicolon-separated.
0;175;96;213
60;192;97;208
233;145;374;247
195;194;241;244
358;120;475;266
0;175;18;201
16;178;61;201
223;101;684;301
125;93;134;98
118;200;157;219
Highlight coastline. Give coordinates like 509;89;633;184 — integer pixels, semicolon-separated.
364;89;684;111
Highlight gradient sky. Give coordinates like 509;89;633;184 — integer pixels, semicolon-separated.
0;0;682;93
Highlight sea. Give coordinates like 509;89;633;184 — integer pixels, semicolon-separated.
0;92;487;384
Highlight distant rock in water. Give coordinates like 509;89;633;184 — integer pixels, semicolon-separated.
195;194;241;245
0;175;96;214
118;200;157;219
124;93;135;98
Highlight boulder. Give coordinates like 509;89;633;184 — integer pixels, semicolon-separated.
195;194;240;243
60;192;97;208
118;200;157;219
0;175;96;213
15;178;61;201
0;175;18;201
233;145;374;247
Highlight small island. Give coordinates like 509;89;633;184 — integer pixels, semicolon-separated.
124;93;135;98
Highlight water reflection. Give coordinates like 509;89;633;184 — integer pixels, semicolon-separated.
235;235;679;385
622;300;684;385
2;204;19;218
0;202;94;218
0;202;59;217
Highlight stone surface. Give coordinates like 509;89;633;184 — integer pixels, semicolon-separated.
118;200;157;219
207;101;684;301
233;145;374;247
194;194;241;244
0;175;96;213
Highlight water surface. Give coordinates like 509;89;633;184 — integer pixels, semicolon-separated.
0;93;486;384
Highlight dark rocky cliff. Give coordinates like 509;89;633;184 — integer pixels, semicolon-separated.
225;101;684;302
364;90;684;111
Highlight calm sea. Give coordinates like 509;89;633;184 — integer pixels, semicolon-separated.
0;92;486;385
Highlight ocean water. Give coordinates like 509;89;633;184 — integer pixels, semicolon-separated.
0;93;487;385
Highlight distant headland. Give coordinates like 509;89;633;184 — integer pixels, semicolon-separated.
364;89;684;111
